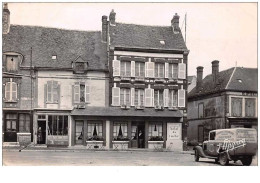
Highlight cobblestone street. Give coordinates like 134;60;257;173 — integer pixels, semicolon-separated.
2;150;258;166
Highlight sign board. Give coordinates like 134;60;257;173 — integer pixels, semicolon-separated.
167;123;181;140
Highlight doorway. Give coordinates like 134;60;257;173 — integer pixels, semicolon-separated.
37;121;46;144
131;122;145;148
75;121;84;145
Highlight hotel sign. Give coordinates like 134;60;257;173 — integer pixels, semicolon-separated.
167;123;181;140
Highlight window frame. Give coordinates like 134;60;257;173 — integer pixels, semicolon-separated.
47;81;59;104
113;122;128;138
87;121;103;138
169;63;178;79
120;61;131;77
5;79;18;102
120;88;131;106
154;89;164;107
134;89;145;107
18;113;30;133
148;122;163;138
135;61;145;77
198;103;204;118
47;115;68;136
168;89;178;107
155;63;165;78
5;113;18;132
74;83;90;104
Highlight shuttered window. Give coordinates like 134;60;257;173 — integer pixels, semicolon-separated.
46;81;59;103
169;63;178;79
112;86;120;106
145;62;155;78
245;98;256;117
6;55;19;72
178;63;186;79
120;61;131;77
231;97;242;117
155;63;165;78
145;88;154;107
154;90;164;106
113;59;120;76
5;80;18;102
178;89;185;107
135;62;145;77
134;89;145;107
120;88;131;106
169;90;178;107
74;83;90;103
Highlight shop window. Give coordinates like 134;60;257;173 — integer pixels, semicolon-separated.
120;61;131;77
5;79;18;102
74;83;90;103
6;55;19;72
245;98;256;117
87;121;103;140
169;90;177;107
5;114;17;132
47;115;68;136
198;103;204;118
148;123;163;140
169;63;178;79
19;114;30;132
231;97;242;117
46;81;59;103
154;90;164;107
120;88;130;106
135;62;145;77
134;89;144;107
155;63;164;78
113;122;128;140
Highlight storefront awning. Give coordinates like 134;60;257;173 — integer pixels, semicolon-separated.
71;107;183;118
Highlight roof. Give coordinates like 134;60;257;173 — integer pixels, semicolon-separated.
71;106;183;118
110;23;187;51
3;25;107;70
188;75;196;83
188;67;258;98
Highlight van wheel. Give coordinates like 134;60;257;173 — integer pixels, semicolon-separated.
241;156;252;166
219;152;229;166
194;150;199;162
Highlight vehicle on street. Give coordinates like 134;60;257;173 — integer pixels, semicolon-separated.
193;128;257;166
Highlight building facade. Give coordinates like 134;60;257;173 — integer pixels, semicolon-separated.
187;61;257;145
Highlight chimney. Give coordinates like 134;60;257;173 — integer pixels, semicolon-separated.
109;9;116;25
102;15;108;42
196;66;204;89
2;3;10;34
171;13;180;33
212;60;219;83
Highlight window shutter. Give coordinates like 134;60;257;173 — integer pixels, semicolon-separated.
151;89;154;107
11;82;17;101
145;88;151;107
164;89;169;107
74;85;80;103
178;89;185;107
165;63;169;79
178;63;186;79
112;87;120;106
85;83;90;103
53;81;59;103
131;61;135;77
47;81;52;103
148;62;155;78
113;60;120;76
72;85;74;105
44;84;47;107
5;82;11;101
131;88;135;106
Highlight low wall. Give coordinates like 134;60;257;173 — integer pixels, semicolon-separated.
17;133;31;146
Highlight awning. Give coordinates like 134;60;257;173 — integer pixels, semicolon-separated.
71;106;183;118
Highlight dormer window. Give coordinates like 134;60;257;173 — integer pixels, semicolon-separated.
6;55;18;71
72;56;88;74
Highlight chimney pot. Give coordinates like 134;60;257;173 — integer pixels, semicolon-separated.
101;15;108;42
2;2;10;34
212;60;219;83
196;66;204;90
109;9;116;25
171;13;180;33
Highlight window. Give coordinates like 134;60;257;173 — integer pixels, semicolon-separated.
47;115;68;136
148;123;163;138
87;121;103;138
155;63;164;78
131;125;137;140
231;97;242;117
5;79;18;102
6;55;19;71
169;90;178;107
75;62;85;73
120;88;130;106
154;90;164;106
120;61;131;77
209;132;216;141
134;89;144;107
245;98;256;117
135;62;145;77
169;63;178;79
6;114;17;132
19;114;30;132
113;122;128;138
74;83;90;103
47;81;59;103
198;103;204;118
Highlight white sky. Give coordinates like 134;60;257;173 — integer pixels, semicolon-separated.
6;2;257;77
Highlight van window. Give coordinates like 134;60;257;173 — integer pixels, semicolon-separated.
209;132;216;140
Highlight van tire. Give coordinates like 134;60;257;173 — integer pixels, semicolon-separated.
194;150;199;162
241;156;252;166
219;152;229;166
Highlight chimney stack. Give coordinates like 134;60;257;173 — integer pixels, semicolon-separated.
196;66;204;89
2;3;10;34
109;9;116;25
212;60;219;83
171;13;180;33
102;15;108;42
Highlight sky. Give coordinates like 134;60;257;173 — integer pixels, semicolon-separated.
6;2;257;77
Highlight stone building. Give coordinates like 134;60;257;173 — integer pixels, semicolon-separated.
187;61;257;145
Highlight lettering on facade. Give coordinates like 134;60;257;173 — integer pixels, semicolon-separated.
167;123;181;140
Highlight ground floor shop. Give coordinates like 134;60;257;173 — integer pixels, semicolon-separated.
2;110;33;144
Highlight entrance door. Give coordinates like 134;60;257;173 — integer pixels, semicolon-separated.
37;121;46;144
4;113;18;142
75;121;84;145
137;124;145;148
131;122;145;148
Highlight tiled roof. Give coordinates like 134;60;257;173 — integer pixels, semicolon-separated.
71;106;183;118
110;23;187;50
3;25;107;70
188;67;258;98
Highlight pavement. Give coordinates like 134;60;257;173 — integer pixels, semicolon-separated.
2;147;258;166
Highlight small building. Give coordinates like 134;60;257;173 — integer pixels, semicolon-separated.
187;61;257;145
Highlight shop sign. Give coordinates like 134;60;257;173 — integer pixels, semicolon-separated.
167;123;181;140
